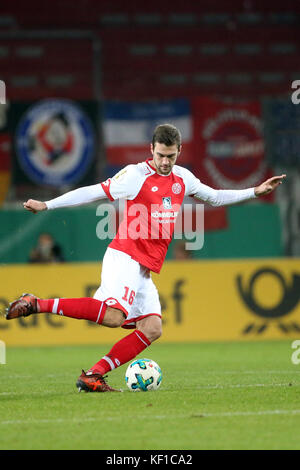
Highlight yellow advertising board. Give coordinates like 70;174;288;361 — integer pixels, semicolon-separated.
0;258;300;346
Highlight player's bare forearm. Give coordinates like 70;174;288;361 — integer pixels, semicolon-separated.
254;174;286;197
23;199;47;214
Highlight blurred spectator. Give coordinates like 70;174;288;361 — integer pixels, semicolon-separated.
173;240;193;260
29;233;64;263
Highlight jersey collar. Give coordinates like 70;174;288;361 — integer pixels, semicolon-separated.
145;158;172;177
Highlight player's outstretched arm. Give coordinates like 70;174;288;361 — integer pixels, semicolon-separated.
23;183;108;213
191;172;287;207
254;174;286;197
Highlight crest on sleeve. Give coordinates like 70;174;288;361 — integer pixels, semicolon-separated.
113;168;128;181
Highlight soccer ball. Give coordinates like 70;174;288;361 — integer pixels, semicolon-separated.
125;358;162;391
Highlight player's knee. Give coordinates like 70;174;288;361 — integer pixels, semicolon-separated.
148;324;162;342
137;316;162;343
103;307;125;328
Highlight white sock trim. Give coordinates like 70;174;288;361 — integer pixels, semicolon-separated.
102;355;115;370
135;331;149;347
96;303;103;324
52;298;59;314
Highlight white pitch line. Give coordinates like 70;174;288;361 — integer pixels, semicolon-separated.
195;382;298;390
1;409;300;425
1;370;298;381
0;382;297;397
0;381;298;397
197;409;300;418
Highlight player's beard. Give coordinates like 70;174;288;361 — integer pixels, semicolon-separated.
151;154;177;175
155;161;174;175
159;165;171;175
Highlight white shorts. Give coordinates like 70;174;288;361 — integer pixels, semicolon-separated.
93;247;161;328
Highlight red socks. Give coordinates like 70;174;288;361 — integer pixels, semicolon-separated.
38;297;107;325
38;297;152;375
89;330;151;375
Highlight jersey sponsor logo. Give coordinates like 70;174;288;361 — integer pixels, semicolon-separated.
151;210;179;219
172;183;182;194
151;186;158;192
162;197;172;209
15;99;95;186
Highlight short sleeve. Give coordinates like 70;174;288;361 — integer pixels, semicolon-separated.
100;165;141;201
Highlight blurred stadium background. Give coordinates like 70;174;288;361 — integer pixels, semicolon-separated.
0;0;300;347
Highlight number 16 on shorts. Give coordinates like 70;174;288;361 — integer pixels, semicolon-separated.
122;286;136;305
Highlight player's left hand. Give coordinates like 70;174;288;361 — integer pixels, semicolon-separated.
23;199;47;213
254;174;286;196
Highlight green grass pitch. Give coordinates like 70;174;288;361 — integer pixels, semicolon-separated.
0;340;300;450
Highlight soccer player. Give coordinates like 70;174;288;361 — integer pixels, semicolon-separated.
6;124;286;392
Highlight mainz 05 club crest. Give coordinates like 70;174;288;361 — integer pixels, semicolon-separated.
236;267;300;335
15;99;95;186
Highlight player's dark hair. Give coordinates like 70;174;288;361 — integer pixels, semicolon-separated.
152;124;182;150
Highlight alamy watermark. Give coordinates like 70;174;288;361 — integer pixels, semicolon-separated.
0;80;5;105
291;80;300;105
0;340;6;364
95;201;205;251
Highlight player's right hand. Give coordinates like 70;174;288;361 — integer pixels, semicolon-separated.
23;199;47;213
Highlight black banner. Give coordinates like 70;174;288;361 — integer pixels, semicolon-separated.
263;96;300;168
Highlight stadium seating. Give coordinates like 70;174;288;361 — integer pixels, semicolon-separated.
99;25;299;98
0;38;94;100
0;0;299;100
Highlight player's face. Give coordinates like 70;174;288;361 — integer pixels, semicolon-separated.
150;143;181;175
